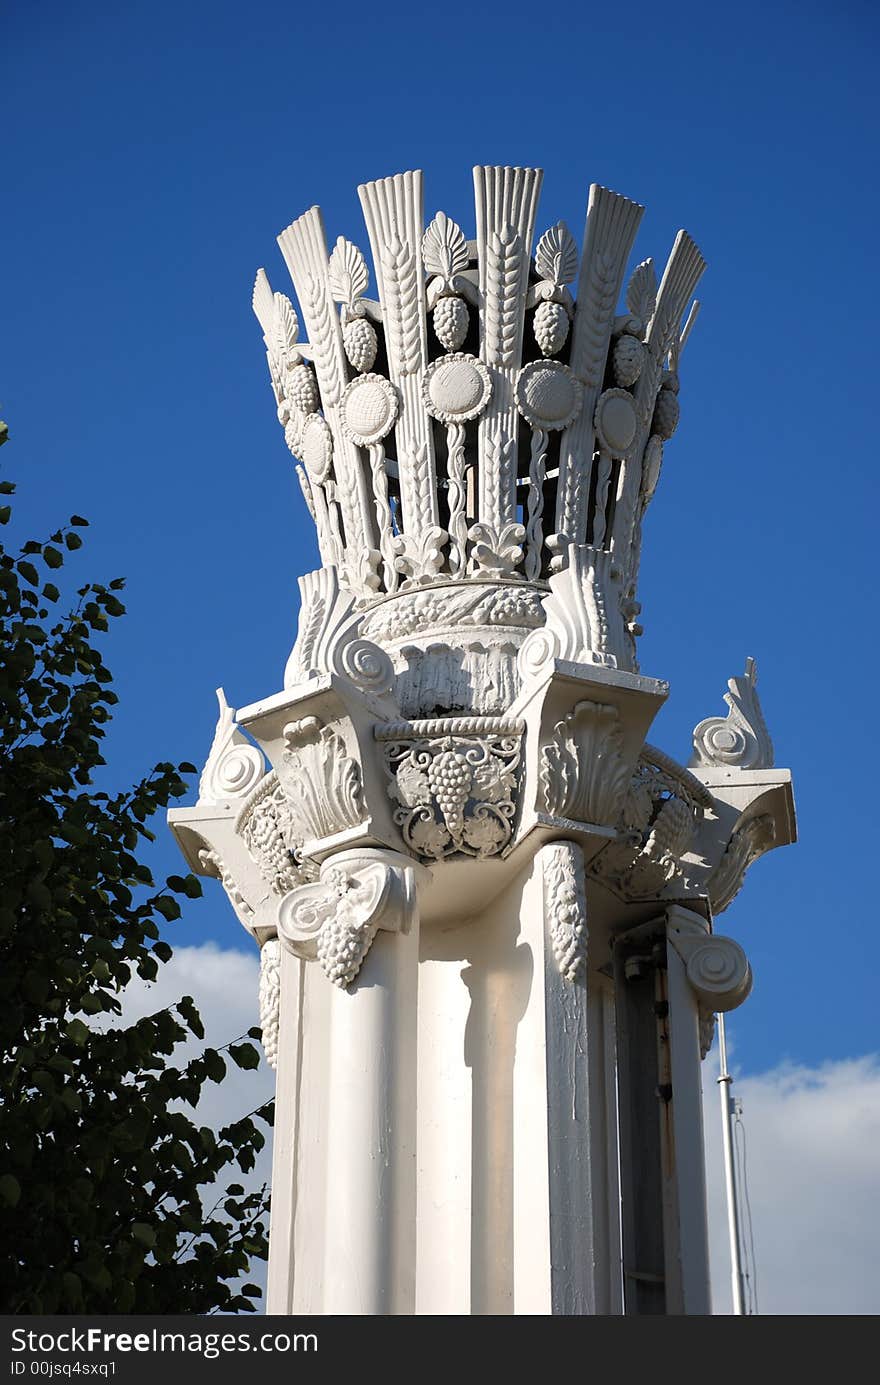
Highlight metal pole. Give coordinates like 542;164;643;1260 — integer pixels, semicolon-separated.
716;1012;745;1315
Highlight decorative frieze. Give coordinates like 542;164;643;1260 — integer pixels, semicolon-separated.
376;716;524;860
359;582;545;646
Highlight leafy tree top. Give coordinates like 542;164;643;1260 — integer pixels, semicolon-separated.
0;421;272;1314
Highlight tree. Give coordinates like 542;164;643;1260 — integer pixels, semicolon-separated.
0;420;273;1314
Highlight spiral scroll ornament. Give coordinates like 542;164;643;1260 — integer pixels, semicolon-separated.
685;936;752;1012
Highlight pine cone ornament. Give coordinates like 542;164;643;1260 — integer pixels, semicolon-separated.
433;296;469;351
343;317;378;373
286;363;319;415
652;387;680;440
646;795;694;863
613;333;645;387
533;300;569;356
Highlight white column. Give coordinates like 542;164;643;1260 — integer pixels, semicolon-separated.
320;857;420;1315
663;929;712;1315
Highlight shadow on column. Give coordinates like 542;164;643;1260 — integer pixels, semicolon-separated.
462;930;533;1315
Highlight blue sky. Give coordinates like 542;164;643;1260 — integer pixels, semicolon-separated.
3;0;878;1080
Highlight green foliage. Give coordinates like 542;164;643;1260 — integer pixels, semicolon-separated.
0;437;272;1314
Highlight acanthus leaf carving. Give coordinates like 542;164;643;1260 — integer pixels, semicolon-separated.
542;841;587;984
534;221;578;290
707;813;776;915
422;211;469;288
278;717;365;847
518;545;626;680
466;520;525;580
690;658;774;771
539;700;631;827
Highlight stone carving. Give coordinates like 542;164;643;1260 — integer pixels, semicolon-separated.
588;747;708;899
519;544;627;676
668;928;753;1013
360;172;440;564
254;167;703;637
284;566;394;696
530;221;577;358
360;582;544;646
422;352;492;576
278;855;416;989
376;717;524;860
684;935;751;1011
236;773;316;895
698;1008;717;1061
198;689;265;805
539;701;631;827
278;718;365;846
707;814;776;915
690;658;774;771
543;842;588;983
423;211;472;353
284;567;354;687
259;937;281;1070
394;640;522;720
198;847;254;924
328;236;379;374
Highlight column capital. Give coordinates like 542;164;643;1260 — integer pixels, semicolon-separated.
277;848;426;990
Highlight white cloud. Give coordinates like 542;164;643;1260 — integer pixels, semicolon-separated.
703;1052;880;1315
112;943;275;1304
116;945;880;1316
113;942;275;1134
